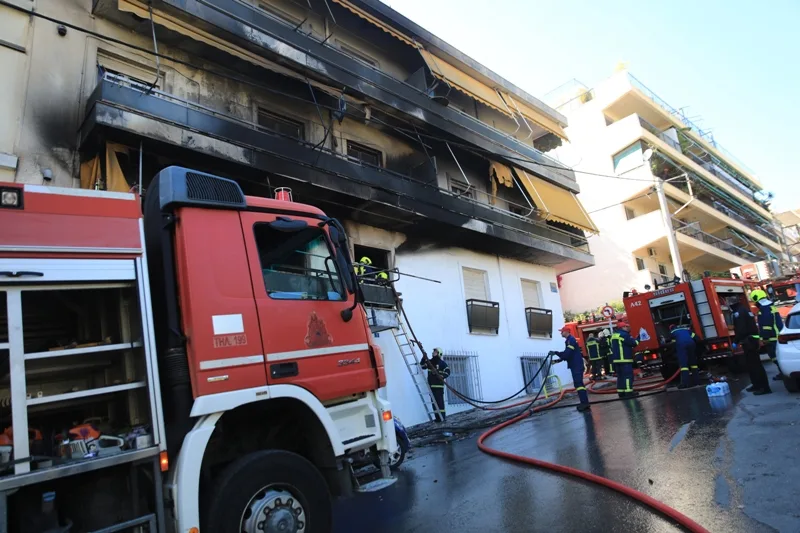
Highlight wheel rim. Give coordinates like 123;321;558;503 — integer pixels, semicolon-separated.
240;486;307;533
388;446;403;467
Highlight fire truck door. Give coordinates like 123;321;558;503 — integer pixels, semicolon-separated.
240;212;377;401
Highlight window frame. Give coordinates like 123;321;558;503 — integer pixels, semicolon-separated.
658;263;668;276
257;107;307;141
635;257;646;271
335;39;379;68
252;223;346;302
624;206;636;220
448;172;474;200
346;141;383;167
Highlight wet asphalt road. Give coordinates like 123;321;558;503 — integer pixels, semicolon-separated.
334;366;800;532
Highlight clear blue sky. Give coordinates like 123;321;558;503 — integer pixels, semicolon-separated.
381;0;800;213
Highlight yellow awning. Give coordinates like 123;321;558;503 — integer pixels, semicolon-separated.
517;170;598;233
490;161;514;188
419;49;512;117
331;0;419;48
504;94;569;141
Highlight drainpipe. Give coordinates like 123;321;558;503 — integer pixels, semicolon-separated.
655;176;684;277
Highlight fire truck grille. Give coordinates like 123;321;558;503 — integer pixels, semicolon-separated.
186;172;245;206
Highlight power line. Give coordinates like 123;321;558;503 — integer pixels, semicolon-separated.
3;0;661;189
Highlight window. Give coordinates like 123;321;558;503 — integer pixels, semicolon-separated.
336;41;378;68
258;109;305;140
97;50;162;89
624;207;636;220
448;173;474;200
253;2;303;25
521;279;541;309
658;264;668;276
253;224;344;301
635;257;646;271
346;141;382;167
462;267;489;301
441;351;482;405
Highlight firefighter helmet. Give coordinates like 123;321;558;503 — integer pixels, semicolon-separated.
750;289;768;303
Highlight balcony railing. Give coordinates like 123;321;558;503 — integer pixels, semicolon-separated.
673;219;759;261
627;73;757;180
98;74;590;254
638;116;681;152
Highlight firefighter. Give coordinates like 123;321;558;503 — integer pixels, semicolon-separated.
354;256;389;282
421;348;450;422
549;327;591;412
599;330;613;376
611;321;639;399
586;333;603;380
731;301;771;395
750;289;785;381
669;323;699;389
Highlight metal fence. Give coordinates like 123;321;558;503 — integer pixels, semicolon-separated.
442;350;482;406
520;353;560;396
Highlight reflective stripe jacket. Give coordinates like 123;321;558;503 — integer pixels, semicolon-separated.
610;329;638;363
756;301;783;342
670;326;696;347
555;334;584;369
426;357;451;387
586;339;602;360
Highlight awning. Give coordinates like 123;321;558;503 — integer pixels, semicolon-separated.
331;0;418;48
419;49;512;117
517;170;598;233
490;161;514;188
504;94;568;141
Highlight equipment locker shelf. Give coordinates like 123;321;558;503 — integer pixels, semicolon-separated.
0;259;165;532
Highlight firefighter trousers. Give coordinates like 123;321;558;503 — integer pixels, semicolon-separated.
767;342;781;373
615;363;634;398
570;366;589;404
744;339;770;392
676;343;699;387
590;359;603;378
430;385;446;422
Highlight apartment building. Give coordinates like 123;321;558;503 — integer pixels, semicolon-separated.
776;210;800;263
0;0;597;425
550;71;784;313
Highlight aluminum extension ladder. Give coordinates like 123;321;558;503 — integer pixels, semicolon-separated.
391;303;439;422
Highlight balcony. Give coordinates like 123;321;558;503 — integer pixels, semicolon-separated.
672;219;759;263
80;76;594;272
95;0;577;192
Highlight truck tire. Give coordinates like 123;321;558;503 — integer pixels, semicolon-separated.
660;362;678;382
372;429;408;471
205;450;332;533
783;375;800;393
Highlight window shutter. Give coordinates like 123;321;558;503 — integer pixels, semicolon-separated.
462;268;488;301
521;280;541;308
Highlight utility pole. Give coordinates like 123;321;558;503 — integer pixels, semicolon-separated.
655;176;684;278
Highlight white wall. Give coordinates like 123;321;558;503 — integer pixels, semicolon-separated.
374;246;573;427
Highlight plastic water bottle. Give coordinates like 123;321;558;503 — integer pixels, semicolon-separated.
720;382;731;395
706;383;722;397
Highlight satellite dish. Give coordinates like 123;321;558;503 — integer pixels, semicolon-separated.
642;148;654;162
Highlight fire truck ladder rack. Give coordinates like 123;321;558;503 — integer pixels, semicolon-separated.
690;280;718;338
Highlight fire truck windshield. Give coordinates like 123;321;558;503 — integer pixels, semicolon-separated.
771;284;798;306
254;223;346;301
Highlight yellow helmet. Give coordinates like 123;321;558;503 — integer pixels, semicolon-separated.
750;289;768;303
359;256;372;266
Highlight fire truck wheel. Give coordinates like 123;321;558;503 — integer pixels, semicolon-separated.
206;449;332;533
783;375;800;393
660;362;678;382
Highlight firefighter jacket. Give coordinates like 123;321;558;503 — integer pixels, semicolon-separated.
732;307;759;343
610;329;638;364
598;336;611;356
670;326;696;347
586;339;602;360
425;357;451;387
756;300;783;342
555;335;583;370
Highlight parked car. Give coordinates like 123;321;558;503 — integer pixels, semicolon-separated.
777;303;800;393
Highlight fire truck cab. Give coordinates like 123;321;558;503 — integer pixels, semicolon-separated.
623;276;750;378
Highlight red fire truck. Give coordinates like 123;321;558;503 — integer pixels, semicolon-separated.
0;167;396;533
761;274;800;319
563;314;627;353
623;276;751;379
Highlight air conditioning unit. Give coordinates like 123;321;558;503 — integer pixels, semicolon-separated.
648;248;657;257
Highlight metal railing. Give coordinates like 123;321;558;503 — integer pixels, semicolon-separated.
520;354;559;396
442;351;482;406
638;116;681;152
627;73;757;178
100;74;591;253
673;219;758;260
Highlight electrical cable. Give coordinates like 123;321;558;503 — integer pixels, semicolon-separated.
2;1;669;188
